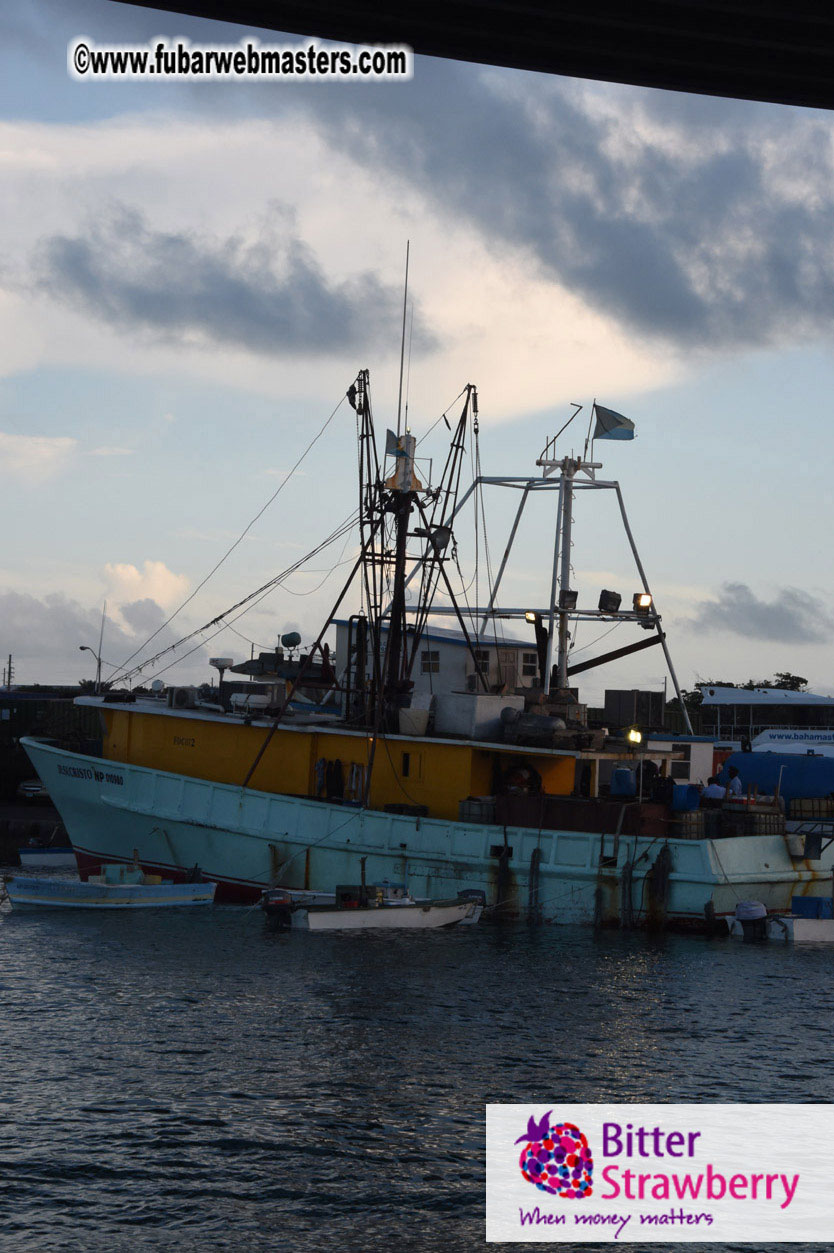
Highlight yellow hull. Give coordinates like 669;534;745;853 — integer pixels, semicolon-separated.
99;704;578;820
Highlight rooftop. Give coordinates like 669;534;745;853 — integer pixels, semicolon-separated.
333;619;532;650
699;686;834;708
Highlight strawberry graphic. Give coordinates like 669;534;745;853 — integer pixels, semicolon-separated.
517;1115;593;1198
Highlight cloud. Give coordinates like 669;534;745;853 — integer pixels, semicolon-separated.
297;62;834;351
0;431;76;481
33;204;434;358
0;588;209;686
88;445;134;457
103;560;190;611
118;598;168;634
688;582;834;643
0;591;131;673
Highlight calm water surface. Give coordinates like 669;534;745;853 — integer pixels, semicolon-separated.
0;875;831;1251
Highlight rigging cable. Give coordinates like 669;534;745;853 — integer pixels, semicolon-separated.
111;510;359;684
278;526;359;597
416;387;468;447
568;620;623;657
113;391;349;677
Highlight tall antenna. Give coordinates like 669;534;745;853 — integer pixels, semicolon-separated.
404;303;414;432
396;241;410;437
97;600;107;670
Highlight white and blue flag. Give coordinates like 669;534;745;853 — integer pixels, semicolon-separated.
593;403;635;441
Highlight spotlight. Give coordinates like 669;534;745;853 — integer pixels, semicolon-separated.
525;611;538;624
559;589;578;610
633;592;653;615
598;589;622;613
627;728;642;744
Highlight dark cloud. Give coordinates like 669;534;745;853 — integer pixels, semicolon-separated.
11;2;834;352
34;205;433;357
118;598;168;634
292;62;834;350
688;582;834;643
0;590;208;683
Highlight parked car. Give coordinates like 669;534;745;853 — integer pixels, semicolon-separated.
16;778;50;804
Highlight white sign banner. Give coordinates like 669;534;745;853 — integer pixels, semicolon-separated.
486;1104;834;1242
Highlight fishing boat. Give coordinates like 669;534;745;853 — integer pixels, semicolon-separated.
20;372;834;929
2;862;216;910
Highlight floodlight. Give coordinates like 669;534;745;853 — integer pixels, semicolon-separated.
627;728;642;744
633;592;653;614
525;611;537;624
598;589;622;613
559;589;578;610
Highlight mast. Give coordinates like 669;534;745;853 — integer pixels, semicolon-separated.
380;429;422;727
396;241;410;439
555;459;575;691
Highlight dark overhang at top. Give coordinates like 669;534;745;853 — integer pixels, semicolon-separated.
116;1;834;111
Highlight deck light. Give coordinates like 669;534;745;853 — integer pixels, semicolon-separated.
598;589;622;613
633;592;653;614
525;611;537;623
559;589;578;610
627;728;642;744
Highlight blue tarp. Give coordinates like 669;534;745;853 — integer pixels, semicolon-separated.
717;752;834;803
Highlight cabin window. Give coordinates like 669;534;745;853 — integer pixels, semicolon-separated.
522;651;538;677
401;752;422;780
474;649;490;674
421;650;440;674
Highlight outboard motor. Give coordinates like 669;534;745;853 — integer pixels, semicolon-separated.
260;888;294;930
734;899;768;942
456;888;487;924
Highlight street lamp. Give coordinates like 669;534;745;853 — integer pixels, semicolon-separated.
79;645;102;694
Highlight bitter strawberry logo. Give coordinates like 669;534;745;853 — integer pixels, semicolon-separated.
516;1112;594;1198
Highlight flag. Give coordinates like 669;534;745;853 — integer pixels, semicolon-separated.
593;403;635;441
385;429;401;456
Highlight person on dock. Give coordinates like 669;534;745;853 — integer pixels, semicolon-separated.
727;767;743;797
702;776;726;801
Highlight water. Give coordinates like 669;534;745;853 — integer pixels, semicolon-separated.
0;881;831;1251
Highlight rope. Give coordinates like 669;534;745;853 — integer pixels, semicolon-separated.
111;510;358;684
111;391;348;679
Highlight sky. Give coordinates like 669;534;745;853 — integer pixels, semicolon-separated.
2;0;834;704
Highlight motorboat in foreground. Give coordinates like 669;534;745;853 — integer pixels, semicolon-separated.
728;893;834;943
261;882;482;930
2;862;216;909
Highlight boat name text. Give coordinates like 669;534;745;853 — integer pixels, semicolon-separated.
57;764;124;785
173;736;196;748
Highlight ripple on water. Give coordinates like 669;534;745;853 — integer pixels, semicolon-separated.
0;906;830;1250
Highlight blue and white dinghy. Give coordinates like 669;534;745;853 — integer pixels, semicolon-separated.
2;862;216;910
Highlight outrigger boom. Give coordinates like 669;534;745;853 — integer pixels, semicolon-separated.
401;432;693;732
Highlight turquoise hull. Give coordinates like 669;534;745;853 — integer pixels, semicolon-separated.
21;737;833;926
5;875;215;909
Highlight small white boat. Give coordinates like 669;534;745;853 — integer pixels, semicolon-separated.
728;897;834;943
3;863;216;910
299;898;477;931
261;882;481;930
18;846;77;870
